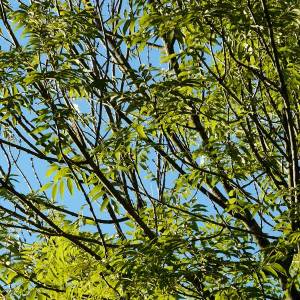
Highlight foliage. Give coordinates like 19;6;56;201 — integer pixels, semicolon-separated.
0;0;299;298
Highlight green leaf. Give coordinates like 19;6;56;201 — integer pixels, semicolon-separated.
59;180;65;198
46;165;59;177
37;294;47;300
263;265;278;278
31;126;48;135
39;182;52;193
52;183;58;200
89;185;103;198
135;124;147;139
272;263;287;276
26;290;37;300
114;151;121;161
6;270;17;284
67;178;74;195
100;197;109;212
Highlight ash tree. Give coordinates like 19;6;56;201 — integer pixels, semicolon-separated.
0;0;299;299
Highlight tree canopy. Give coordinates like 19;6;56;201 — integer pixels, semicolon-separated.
0;0;299;299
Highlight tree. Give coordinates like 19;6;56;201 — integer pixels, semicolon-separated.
0;0;299;298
